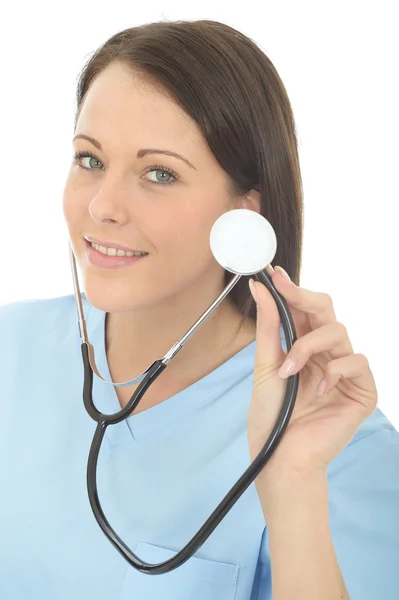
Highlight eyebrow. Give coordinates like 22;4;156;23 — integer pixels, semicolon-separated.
72;134;196;170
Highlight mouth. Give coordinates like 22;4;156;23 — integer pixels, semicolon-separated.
84;238;148;258
84;239;149;269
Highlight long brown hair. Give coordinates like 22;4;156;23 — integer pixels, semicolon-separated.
74;19;303;334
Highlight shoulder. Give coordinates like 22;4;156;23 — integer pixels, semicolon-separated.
0;293;89;342
351;405;397;444
329;406;398;481
326;408;399;596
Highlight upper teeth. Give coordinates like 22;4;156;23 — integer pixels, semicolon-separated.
91;243;147;257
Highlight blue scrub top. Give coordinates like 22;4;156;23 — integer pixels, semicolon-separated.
0;295;398;600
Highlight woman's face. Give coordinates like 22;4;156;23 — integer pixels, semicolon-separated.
63;61;254;314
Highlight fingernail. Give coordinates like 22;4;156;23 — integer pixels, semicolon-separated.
266;264;275;276
278;358;295;379
249;278;259;304
275;266;291;282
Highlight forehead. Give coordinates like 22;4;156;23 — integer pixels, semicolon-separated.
76;62;204;152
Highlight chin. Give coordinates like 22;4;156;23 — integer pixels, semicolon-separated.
80;277;150;314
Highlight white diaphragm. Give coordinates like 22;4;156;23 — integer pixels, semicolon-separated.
210;209;277;275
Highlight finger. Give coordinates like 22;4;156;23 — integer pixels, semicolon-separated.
252;267;338;332
278;321;354;379
249;278;287;370
319;353;378;411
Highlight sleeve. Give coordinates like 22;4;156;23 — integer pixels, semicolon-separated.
251;422;399;600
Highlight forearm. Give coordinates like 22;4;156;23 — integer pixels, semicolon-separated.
257;470;350;600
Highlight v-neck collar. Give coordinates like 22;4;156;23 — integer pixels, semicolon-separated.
84;297;258;445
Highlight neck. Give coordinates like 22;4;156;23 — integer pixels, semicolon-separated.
104;291;256;385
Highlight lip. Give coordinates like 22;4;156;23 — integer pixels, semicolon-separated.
84;238;148;269
84;236;146;253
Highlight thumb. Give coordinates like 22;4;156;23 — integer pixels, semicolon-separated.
249;277;287;373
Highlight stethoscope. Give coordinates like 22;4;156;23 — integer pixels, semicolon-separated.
69;208;299;575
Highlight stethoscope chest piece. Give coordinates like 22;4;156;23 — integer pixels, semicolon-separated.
210;209;277;275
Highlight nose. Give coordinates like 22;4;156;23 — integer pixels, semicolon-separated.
88;179;131;226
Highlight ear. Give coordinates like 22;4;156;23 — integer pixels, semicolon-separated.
235;188;262;214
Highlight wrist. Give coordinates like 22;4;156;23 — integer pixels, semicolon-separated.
256;467;328;520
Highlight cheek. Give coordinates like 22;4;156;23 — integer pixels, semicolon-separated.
155;212;214;264
62;179;87;231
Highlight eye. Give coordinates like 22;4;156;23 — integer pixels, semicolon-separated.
73;151;103;170
73;151;178;186
143;165;178;185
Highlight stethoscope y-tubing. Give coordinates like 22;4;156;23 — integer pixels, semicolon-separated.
82;268;299;574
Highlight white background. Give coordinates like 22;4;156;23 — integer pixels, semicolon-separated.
0;1;398;428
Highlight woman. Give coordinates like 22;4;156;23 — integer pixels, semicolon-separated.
0;19;398;600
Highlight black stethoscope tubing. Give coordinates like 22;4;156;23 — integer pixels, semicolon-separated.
81;267;299;575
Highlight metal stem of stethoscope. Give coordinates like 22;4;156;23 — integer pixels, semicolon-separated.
70;209;299;574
